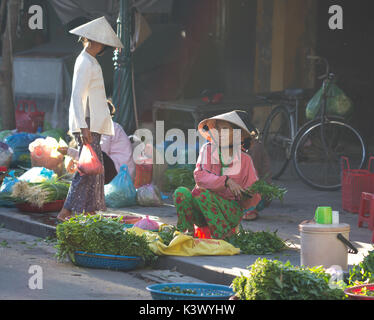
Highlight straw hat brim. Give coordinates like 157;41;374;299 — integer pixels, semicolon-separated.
198;111;253;142
69;16;124;49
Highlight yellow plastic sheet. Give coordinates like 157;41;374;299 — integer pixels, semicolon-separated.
129;227;240;256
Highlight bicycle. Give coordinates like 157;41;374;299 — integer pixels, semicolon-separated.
260;56;366;191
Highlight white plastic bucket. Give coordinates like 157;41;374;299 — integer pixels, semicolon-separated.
299;222;350;271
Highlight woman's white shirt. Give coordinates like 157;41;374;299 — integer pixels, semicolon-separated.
69;49;114;136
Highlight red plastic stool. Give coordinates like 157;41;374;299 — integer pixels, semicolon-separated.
358;192;374;243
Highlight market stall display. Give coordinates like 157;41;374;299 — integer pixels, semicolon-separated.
55;214;157;268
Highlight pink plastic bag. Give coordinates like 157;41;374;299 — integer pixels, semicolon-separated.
77;144;104;176
134;215;159;231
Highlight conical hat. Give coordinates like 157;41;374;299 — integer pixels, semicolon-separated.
198;110;256;141
69;16;124;48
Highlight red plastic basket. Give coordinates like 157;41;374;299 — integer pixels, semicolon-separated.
342;157;374;213
15;100;45;133
16;200;65;213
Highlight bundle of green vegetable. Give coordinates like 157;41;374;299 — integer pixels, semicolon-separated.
55;214;157;265
11;178;70;208
227;226;287;255
244;180;287;202
158;225;178;246
232;258;346;300
348;249;374;285
163;167;196;192
161;287;197;295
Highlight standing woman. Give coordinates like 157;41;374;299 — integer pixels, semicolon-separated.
57;17;124;221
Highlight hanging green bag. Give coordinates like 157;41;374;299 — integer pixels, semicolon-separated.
306;83;353;120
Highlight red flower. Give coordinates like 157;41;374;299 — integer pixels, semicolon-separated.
175;197;182;204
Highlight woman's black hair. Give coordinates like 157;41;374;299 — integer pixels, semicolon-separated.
107;99;116;117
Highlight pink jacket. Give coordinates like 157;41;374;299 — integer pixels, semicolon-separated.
193;143;261;210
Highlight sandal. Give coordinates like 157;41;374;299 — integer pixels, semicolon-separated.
242;210;258;221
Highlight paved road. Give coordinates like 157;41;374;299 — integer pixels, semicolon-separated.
0;228;153;300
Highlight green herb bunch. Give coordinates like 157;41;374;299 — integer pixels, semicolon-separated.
348;249;374;285
228;226;287;255
244;180;287;202
158;225;178;246
55;214;157;265
232;258;346;300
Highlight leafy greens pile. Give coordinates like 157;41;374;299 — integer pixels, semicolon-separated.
228;226;287;255
55;214;157;265
232;258;346;300
244;180;287;202
348;249;374;285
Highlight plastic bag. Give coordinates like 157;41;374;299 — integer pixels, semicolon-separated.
130;227;240;256
0;170;19;193
104;164;137;208
29;137;66;176
4;132;43;168
0;142;13;168
77;144;104;176
134;215;160;231
19;167;57;183
306;83;354;120
136;184;163;207
0;130;13;142
40;129;66;141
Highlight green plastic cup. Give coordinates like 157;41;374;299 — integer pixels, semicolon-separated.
315;207;333;224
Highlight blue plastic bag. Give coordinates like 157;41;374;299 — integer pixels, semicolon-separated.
4;132;43;168
19;167;56;183
104;164;137;208
0;170;19;193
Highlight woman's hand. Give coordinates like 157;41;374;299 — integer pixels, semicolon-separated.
226;178;245;198
81;128;92;145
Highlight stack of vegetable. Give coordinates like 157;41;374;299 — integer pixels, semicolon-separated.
243;180;287;202
228;226;287;255
9;178;70;208
55;214;157;265
232;258;346;300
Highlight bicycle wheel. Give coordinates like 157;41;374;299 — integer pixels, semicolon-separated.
292;117;366;191
262;105;292;179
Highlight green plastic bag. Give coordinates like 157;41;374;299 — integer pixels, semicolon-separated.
306;83;353;120
0;130;13;142
41;129;66;141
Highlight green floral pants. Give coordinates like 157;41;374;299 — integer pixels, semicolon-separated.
174;187;243;239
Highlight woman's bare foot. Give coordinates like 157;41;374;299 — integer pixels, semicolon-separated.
57;208;72;222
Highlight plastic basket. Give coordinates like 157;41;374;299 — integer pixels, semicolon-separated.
344;284;374;300
73;251;142;271
16;199;65;213
146;283;234;300
342;157;374;213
